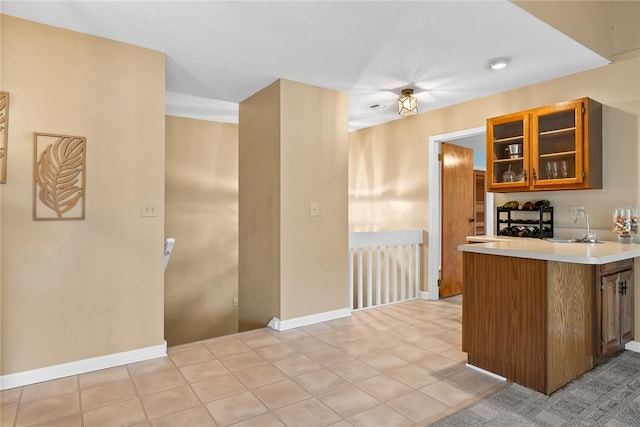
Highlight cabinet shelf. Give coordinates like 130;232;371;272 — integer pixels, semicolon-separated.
498;219;553;224
539;127;576;136
493;135;524;144
539;150;576;158
493;157;524;163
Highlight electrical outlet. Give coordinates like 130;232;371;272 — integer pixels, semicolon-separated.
233;297;239;307
569;205;584;218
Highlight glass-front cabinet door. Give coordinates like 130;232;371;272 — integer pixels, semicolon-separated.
530;100;584;190
486;112;530;192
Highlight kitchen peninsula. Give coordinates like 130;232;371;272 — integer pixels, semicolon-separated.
458;238;638;394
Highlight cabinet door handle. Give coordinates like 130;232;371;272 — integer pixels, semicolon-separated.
619;280;628;295
532;167;537;182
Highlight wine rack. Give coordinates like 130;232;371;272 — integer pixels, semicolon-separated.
496;206;554;238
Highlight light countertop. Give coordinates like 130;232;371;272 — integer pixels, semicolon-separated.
460;236;640;264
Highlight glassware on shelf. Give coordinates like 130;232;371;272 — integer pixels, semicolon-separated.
561;160;569;178
502;164;515;182
514;169;525;182
613;206;639;243
546;162;552;179
551;161;558;179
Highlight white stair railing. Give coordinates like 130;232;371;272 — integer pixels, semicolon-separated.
348;230;423;310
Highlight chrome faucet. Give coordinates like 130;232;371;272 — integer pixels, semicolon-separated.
574;208;597;242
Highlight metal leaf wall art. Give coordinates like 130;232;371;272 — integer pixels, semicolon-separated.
0;91;9;183
33;133;86;220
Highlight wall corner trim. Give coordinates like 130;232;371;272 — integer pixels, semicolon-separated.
419;291;430;300
269;308;351;332
0;341;167;390
625;341;640;353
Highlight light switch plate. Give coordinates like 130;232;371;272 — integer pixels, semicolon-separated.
141;202;157;217
310;202;319;217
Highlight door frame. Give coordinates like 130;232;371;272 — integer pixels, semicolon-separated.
427;126;494;300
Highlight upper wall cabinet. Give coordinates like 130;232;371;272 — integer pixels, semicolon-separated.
487;98;602;193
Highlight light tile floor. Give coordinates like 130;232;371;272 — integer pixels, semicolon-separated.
1;297;506;426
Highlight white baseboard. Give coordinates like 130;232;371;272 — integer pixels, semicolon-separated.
269;308;351;331
625;340;640;353
465;363;507;381
419;291;430;299
0;341;167;390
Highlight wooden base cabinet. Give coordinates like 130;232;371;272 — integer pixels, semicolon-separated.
463;253;636;394
596;260;634;361
463;253;595;395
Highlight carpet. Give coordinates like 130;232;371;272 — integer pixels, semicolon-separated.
432;351;640;426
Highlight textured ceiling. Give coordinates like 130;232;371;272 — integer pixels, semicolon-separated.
2;1;609;131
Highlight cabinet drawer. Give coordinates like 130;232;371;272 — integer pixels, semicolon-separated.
599;259;633;276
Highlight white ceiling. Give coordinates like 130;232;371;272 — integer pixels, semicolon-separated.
2;1;609;131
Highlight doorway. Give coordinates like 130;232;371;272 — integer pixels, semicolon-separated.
427;126;494;300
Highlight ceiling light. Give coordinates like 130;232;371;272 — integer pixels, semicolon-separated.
398;89;418;116
488;57;511;70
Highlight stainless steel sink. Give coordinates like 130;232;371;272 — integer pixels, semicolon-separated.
544;238;603;244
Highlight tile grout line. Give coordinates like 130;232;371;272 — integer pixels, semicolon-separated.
77;375;84;427
126;360;152;424
171;342;219;425
12;386;23;427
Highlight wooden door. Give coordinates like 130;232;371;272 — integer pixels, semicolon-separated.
441;143;474;297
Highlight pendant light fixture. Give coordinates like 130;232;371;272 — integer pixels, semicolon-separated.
398;89;418;116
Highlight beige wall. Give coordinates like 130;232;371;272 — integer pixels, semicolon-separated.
239;79;349;329
612;1;640;59
1;16;165;374
164;116;239;346
279;80;349;320
513;1;614;60
238;81;282;331
513;1;640;62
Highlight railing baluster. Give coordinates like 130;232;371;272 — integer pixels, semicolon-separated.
384;246;390;304
357;248;363;309
349;248;354;310
415;244;421;298
400;244;406;301
392;246;398;302
376;246;381;307
367;247;373;308
408;244;414;299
